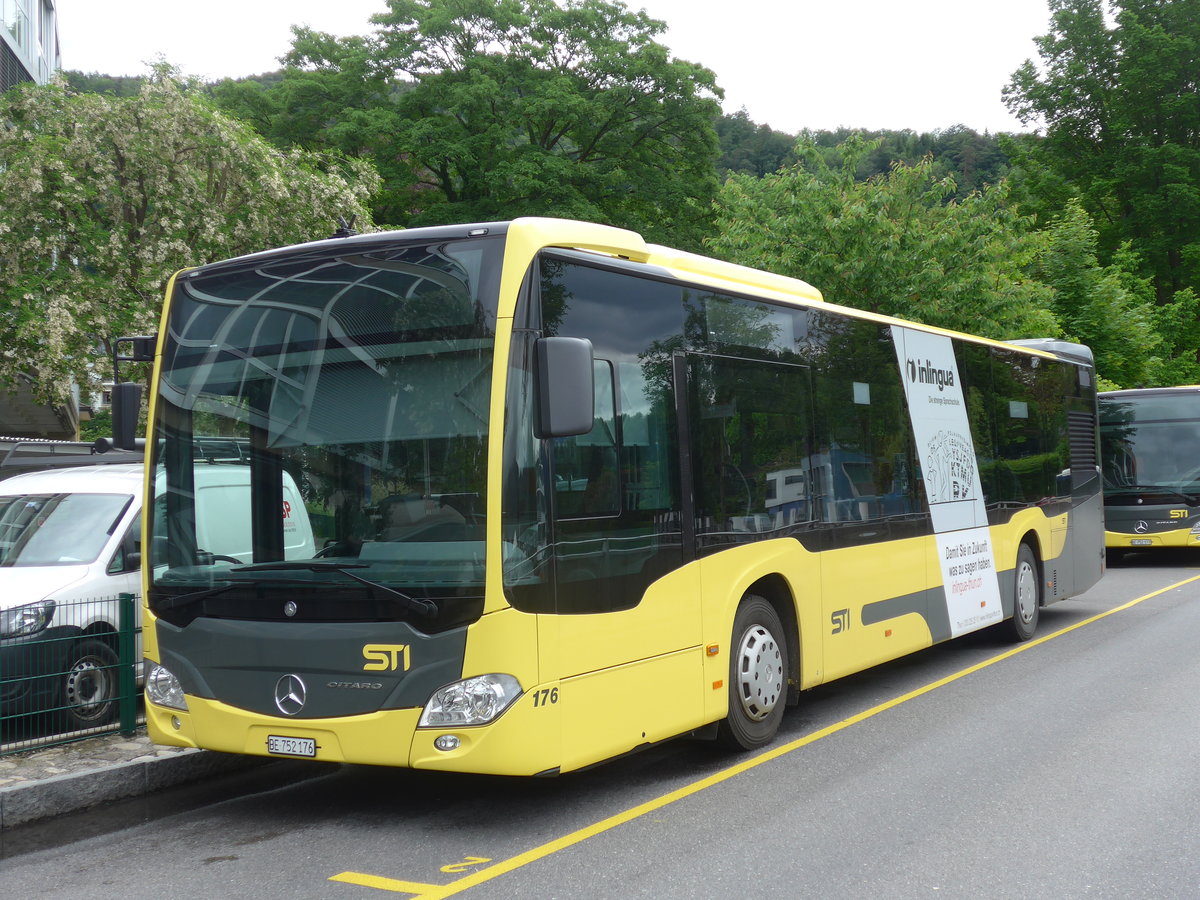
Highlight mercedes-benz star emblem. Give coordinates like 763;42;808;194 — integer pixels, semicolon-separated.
274;674;307;716
284;600;298;617
1134;520;1149;534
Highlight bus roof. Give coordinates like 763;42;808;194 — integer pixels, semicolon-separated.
171;217;1088;369
1100;385;1200;398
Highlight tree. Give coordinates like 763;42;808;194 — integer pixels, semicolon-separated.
62;71;145;97
212;33;419;228
1005;0;1200;304
715;109;796;177
708;136;1060;340
1148;287;1200;386
1033;200;1162;387
0;70;380;402
355;0;723;248
801;126;1012;199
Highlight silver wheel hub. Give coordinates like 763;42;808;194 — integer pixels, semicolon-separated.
734;623;783;721
1016;560;1037;625
66;657;111;713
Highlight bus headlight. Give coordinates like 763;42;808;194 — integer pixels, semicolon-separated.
145;662;188;711
1190;520;1200;534
0;599;55;638
418;674;522;727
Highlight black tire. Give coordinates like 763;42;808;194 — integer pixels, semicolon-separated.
58;638;120;728
1008;543;1041;642
717;594;788;750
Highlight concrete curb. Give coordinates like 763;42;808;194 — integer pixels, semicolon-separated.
0;748;270;830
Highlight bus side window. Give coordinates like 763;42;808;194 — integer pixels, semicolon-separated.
688;352;811;542
992;349;1071;503
812;319;916;526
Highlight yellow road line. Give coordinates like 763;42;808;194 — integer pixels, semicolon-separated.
330;873;444;894
333;573;1200;897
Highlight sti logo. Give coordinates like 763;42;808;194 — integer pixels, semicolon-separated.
831;609;851;635
362;644;411;672
1170;509;1189;520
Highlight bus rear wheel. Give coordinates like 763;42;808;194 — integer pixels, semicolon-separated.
1008;543;1041;642
718;594;787;750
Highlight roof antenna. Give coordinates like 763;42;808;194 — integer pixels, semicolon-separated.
331;215;358;239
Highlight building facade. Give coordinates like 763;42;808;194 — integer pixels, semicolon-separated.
1;0;57;93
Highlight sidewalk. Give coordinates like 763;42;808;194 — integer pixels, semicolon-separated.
0;730;268;830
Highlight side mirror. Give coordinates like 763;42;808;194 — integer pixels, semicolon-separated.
111;382;143;451
115;335;157;364
534;337;594;439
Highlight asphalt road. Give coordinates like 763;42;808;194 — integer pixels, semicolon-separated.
7;551;1200;899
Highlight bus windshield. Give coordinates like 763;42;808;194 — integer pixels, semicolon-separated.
148;234;503;628
1099;393;1200;499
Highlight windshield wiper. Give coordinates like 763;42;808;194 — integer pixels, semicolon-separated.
232;561;371;573
231;560;438;620
155;582;243;612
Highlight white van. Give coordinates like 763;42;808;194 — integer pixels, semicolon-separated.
0;463;313;728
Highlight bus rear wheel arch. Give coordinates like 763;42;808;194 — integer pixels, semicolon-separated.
1006;542;1041;642
718;594;788;750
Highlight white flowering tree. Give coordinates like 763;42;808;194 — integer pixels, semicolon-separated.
0;68;380;402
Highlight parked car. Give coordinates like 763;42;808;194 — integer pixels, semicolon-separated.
0;463;314;728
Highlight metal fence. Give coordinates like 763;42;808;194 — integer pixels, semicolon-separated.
1;593;142;756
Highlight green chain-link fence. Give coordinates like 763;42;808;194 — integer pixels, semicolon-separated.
1;593;142;755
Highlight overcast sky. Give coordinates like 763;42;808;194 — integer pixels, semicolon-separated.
54;0;1053;134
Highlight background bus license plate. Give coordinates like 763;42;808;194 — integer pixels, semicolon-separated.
268;735;316;757
1130;539;1153;546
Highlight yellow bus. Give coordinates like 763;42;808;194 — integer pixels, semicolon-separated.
1099;386;1200;560
138;218;1104;775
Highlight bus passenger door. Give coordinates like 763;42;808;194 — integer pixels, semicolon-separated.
548;357;702;771
683;351;822;695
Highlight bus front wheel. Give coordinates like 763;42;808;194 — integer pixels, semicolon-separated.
718;594;787;750
1008;543;1041;642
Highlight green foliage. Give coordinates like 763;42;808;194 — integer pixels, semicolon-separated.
715;109;797;177
1033;200;1161;386
372;0;723;249
1149;287;1200;386
710;136;1059;340
1005;0;1200;304
715;119;1015;198
32;3;1200;391
801;125;1014;199
78;409;113;444
0;71;380;402
994;132;1081;228
212;0;723;249
62;70;144;97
